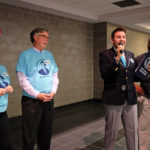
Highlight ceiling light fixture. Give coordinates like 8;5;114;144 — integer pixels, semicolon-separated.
112;0;140;8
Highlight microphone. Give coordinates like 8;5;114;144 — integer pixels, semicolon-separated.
118;43;124;54
120;50;123;54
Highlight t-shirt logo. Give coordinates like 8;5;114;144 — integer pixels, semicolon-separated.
144;57;150;70
0;75;8;88
37;59;50;75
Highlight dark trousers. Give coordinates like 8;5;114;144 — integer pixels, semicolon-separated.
21;96;54;150
0;111;13;150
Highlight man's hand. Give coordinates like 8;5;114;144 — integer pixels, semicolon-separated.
37;91;55;102
5;85;13;93
0;88;6;96
134;84;144;95
43;91;55;102
115;43;124;61
37;93;50;102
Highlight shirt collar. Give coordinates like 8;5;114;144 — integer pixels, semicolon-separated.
32;47;44;53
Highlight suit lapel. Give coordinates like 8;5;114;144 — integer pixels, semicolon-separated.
110;47;125;67
110;48;132;68
110;47;117;58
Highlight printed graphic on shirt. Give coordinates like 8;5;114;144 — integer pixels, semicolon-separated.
0;74;9;88
144;57;150;70
36;59;51;75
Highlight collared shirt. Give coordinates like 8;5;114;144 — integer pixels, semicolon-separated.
113;46;127;64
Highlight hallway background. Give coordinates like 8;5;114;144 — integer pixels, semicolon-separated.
0;3;149;118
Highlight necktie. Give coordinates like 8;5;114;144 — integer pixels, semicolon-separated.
121;55;127;67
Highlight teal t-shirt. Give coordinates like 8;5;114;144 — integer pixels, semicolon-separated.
0;65;10;112
16;48;58;98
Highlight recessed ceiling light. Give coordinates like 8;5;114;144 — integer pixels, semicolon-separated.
112;0;140;8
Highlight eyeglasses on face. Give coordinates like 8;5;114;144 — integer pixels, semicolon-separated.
36;34;50;40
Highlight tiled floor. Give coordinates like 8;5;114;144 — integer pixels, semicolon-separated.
51;118;105;150
51;114;125;150
11;100;128;150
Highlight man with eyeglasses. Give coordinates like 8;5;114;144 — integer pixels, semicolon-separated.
16;28;59;150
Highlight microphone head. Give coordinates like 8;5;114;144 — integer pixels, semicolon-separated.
120;50;123;54
118;43;124;54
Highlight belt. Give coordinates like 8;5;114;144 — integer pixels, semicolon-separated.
121;85;126;91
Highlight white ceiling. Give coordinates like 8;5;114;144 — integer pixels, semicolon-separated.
0;0;150;33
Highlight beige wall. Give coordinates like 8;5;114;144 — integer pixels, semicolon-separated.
0;3;93;117
93;22;107;99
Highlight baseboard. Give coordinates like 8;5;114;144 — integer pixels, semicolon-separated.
54;98;102;111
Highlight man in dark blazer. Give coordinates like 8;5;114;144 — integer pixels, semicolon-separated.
99;26;138;150
135;38;150;150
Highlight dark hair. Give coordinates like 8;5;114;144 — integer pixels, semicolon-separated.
30;27;48;43
111;26;126;39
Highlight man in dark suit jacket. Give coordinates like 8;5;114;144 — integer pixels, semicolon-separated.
99;26;138;150
134;38;150;150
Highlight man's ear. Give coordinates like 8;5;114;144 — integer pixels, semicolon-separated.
33;34;38;41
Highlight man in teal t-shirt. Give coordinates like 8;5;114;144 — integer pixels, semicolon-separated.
16;28;59;150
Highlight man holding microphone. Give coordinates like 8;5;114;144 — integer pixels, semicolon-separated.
99;26;138;150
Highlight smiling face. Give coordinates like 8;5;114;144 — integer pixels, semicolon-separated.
33;31;50;51
111;31;126;49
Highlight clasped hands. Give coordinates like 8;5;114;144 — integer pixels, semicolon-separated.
37;91;55;102
0;85;13;96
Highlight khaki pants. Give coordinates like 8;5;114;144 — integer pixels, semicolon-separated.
104;104;138;150
138;96;150;150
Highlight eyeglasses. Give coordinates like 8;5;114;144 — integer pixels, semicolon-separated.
36;34;50;40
